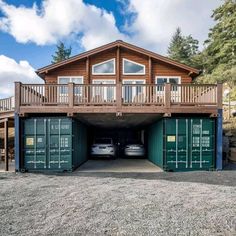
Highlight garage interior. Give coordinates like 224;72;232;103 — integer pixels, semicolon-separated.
20;113;216;172
75;113;162;172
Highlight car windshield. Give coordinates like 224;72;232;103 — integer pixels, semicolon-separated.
94;138;112;144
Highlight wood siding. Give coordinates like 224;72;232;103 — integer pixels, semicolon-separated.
44;47;192;84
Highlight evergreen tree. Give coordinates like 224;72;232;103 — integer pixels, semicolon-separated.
51;41;72;63
167;27;200;67
204;0;236;85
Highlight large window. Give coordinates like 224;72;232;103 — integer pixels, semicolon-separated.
155;76;181;91
92;59;115;75
122;80;145;103
58;76;84;101
92;80;116;102
123;59;145;75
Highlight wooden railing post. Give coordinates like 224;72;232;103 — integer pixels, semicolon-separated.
116;83;122;115
14;82;21;113
165;83;171;108
217;83;223;109
68;83;74;107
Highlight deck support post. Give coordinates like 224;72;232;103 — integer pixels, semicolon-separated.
14;113;20;172
15;82;21;114
68;83;74;108
216;109;223;170
165;83;171;108
217;83;223;109
4;118;9;171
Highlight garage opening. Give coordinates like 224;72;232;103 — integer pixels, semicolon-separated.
20;114;216;172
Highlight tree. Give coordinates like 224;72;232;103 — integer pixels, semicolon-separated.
167;27;200;68
204;0;236;85
51;41;72;63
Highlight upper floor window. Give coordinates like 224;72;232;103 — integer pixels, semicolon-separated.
123;58;145;75
155;76;181;91
58;76;83;84
92;58;115;75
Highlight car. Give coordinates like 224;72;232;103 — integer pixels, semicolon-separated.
91;138;116;158
124;141;145;157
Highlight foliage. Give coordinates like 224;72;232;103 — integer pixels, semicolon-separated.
51;41;72;63
203;0;236;87
167;27;200;68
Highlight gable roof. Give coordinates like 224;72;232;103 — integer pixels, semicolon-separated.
36;40;200;79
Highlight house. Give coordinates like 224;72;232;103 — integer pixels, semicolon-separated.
12;40;223;172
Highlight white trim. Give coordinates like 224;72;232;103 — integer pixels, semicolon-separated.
122;79;146;103
92;58;116;75
57;76;84;84
122;58;146;75
92;79;116;84
92;79;116;102
122;79;146;84
155;76;181;84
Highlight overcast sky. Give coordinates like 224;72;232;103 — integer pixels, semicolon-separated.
0;0;222;98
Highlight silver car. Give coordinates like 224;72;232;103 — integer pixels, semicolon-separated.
124;142;145;157
91;138;116;158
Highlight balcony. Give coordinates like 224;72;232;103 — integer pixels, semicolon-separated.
15;82;222;116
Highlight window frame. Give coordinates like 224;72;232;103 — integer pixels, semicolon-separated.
92;79;116;102
122;58;146;75
155;76;181;85
122;79;146;103
57;76;84;84
92;58;116;75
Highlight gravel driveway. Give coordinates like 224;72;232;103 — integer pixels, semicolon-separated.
0;171;236;236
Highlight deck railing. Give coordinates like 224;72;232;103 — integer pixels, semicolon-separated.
15;82;222;110
0;96;14;112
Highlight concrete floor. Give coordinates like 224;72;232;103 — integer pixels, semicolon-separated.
77;158;163;173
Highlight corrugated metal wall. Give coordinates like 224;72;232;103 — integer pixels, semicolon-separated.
148;119;163;168
148;117;216;171
22;117;87;172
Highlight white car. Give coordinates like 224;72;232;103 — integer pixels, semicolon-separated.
91;138;116;158
124;142;145;157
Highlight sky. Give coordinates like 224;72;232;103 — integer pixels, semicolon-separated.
0;0;222;98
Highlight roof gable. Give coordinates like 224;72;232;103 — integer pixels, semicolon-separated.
36;40;200;78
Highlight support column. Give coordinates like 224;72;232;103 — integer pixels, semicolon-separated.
216;109;223;170
4;118;9;171
14;113;20;172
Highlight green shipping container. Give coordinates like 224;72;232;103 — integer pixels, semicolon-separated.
22;117;87;172
148;118;215;171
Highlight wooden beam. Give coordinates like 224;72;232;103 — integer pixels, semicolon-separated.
14;82;21;113
217;83;223;109
86;57;90;84
4;118;9;171
165;83;171;108
68;83;74;108
148;57;152;83
116;46;120;82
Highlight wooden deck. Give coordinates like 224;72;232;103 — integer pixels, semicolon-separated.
14;82;222;116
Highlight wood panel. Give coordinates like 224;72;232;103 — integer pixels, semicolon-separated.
44;47;193;85
152;59;192;84
120;48;149;82
90;48;117;82
44;59;87;84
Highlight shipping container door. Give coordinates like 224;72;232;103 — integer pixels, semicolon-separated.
189;119;214;170
165;119;188;170
24;119;47;170
48;118;72;170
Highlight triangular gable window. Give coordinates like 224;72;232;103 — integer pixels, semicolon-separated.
123;58;145;75
92;58;115;75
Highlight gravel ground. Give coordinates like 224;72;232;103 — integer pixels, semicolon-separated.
0;171;236;236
